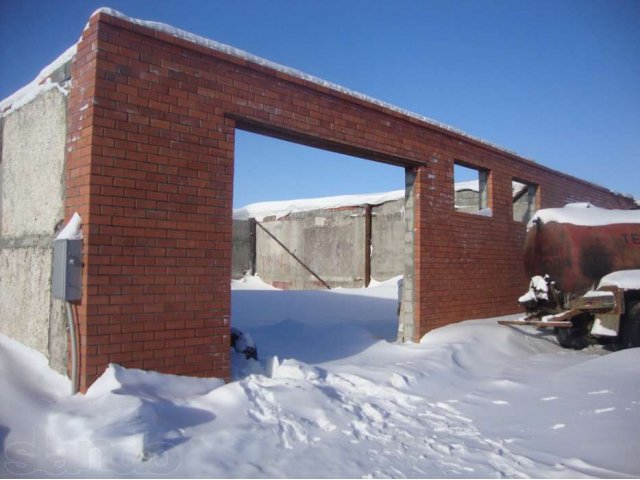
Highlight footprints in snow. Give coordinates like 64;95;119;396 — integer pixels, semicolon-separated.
242;380;311;450
241;362;537;477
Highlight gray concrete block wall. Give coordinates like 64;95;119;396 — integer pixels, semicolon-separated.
455;189;481;213
232;219;253;279
239;199;409;290
370;199;404;281
256;207;367;289
513;185;536;223
397;169;416;342
0;88;68;373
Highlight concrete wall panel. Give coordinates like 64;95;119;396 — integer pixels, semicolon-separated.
0;247;66;371
1;89;66;237
232;219;252;279
371;199;404;281
0;88;68;373
256;207;366;289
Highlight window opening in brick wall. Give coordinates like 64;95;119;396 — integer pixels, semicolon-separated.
454;162;491;216
512;179;538;223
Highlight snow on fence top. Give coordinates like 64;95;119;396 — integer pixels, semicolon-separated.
233;189;406;221
528;203;640;229
233;181;512;220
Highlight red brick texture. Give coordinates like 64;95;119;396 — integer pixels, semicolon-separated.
65;11;636;390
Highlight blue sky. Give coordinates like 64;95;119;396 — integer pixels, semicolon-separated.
1;0;638;207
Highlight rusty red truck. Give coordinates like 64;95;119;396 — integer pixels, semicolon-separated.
500;203;640;349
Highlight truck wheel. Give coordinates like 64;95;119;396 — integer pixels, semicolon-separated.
620;302;640;349
554;315;594;350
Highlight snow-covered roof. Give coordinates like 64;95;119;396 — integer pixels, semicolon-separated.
233;189;405;221
455;179;528;197
528;203;640;229
234;180;537;221
0;44;76;117
452;180;479;192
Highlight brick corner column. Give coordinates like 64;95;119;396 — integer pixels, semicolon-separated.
65;13;232;392
65;12;102;392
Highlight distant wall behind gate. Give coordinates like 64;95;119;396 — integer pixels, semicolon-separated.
242;199;405;290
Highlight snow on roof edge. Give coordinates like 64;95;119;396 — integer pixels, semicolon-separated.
94;10;637;202
91;8;527;160
0;44;77;117
237;185;639;222
2;9;635;204
233;180;508;220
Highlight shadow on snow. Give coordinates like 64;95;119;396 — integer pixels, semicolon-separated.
231;289;398;365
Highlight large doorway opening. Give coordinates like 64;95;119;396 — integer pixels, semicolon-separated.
232;129;409;290
230;127;416;374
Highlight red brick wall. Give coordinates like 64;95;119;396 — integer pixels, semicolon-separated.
414;149;634;335
65;11;635;390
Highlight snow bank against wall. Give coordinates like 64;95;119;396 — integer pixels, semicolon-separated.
0;86;69;373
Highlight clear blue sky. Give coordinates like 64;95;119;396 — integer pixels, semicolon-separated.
1;0;638;207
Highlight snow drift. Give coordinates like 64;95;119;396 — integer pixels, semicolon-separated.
1;276;639;478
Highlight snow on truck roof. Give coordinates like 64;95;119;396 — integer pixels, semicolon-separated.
528;203;640;229
599;270;640;290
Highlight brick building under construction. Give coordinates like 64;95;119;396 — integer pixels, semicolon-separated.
0;9;635;392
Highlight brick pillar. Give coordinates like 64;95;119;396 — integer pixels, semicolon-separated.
412;164;433;342
398;168;416;342
64;12;232;391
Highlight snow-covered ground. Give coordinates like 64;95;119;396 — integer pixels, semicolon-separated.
1;276;639;478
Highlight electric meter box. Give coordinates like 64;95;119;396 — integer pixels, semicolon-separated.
52;239;82;301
